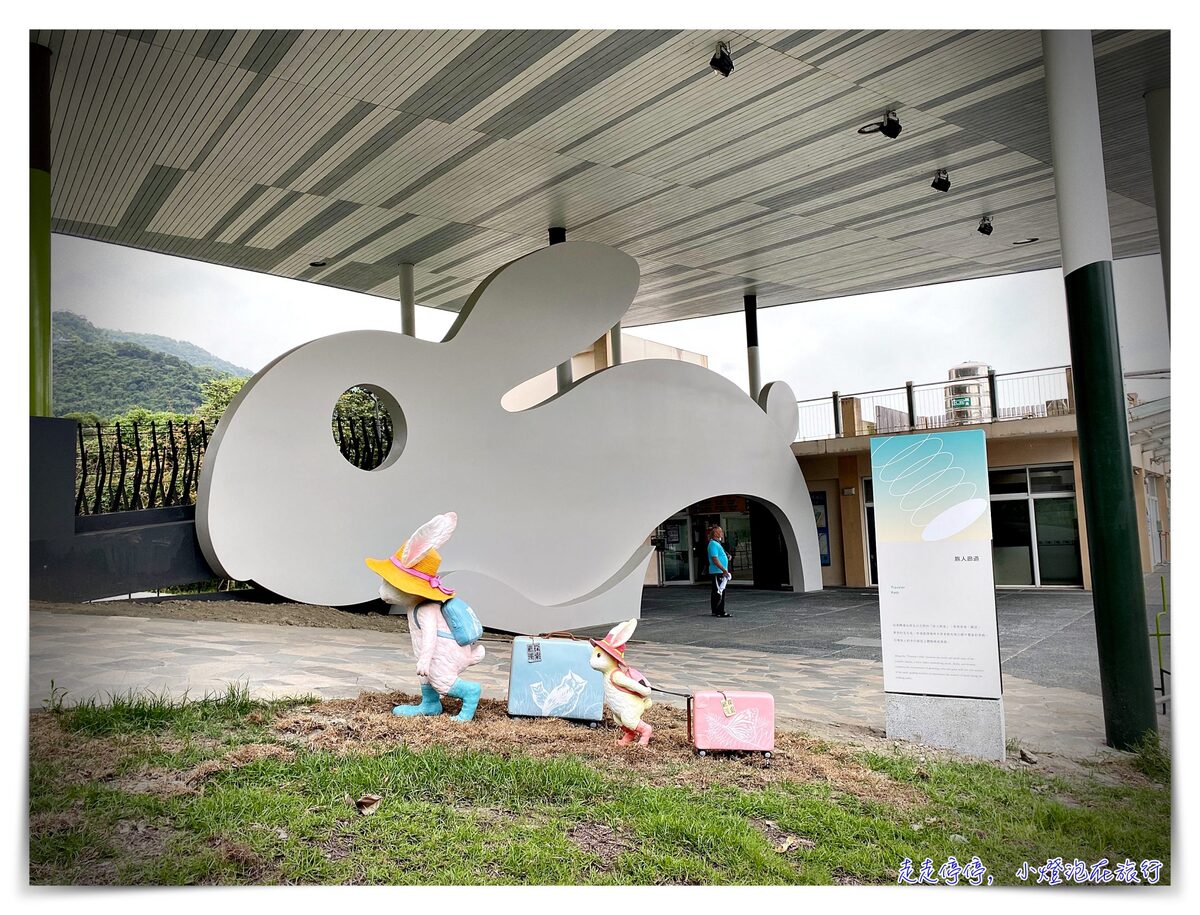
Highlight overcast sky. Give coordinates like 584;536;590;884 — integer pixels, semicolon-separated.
52;234;1170;404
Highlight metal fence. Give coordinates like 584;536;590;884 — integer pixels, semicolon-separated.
75;409;395;514
333;409;395;473
794;366;1073;442
75;420;210;515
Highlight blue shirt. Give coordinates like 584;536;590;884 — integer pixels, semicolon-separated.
707;539;728;575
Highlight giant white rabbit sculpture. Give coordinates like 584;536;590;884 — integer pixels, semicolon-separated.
197;241;822;632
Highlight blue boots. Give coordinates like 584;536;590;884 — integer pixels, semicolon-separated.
392;681;482;721
394;683;443;717
446;679;482;722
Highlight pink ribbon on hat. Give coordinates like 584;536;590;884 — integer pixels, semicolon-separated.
390;555;455;596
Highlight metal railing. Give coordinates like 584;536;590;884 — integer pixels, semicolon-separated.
794;365;1074;442
75;420;210;515
333;409;395;473
74;410;395;515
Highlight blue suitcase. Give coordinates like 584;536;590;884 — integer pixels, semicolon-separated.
507;635;605;723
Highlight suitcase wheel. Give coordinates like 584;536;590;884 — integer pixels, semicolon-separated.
763;751;772;760
588;721;598;730
697;749;708;758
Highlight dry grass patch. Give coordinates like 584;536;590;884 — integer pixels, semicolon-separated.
566;822;632;869
29;711;128;784
753;818;816;853
273;691;923;807
113;742;295;797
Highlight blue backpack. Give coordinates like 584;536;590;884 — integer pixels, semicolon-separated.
413;597;483;646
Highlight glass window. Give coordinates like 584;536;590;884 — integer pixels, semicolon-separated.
988;468;1028;495
1034;499;1083;585
863;477;873;503
1030;464;1075;494
991;499;1034;585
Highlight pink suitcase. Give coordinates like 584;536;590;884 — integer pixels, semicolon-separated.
687;690;775;759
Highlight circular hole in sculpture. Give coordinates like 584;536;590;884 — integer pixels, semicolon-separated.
331;385;406;471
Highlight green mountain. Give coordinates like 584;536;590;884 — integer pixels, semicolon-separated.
51;311;246;419
103;326;250;377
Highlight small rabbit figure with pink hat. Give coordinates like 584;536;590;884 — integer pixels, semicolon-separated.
365;512;486;722
589;619;654;746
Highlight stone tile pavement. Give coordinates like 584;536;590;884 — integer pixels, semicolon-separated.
29;611;1166;761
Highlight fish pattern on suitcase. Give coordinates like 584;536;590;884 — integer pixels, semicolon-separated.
688;690;775;752
508;636;606;721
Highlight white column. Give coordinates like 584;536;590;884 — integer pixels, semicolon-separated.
609;322;622;366
1144;87;1169;331
1042;30;1113;274
399;263;415;337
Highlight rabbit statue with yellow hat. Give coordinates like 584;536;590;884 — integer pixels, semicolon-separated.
366;512;486;721
589;619;654;746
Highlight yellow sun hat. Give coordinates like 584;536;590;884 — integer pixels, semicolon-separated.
365;542;456;603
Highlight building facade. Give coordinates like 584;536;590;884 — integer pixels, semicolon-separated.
794;366;1169;591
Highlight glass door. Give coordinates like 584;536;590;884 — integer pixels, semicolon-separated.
660;517;693;583
1033;498;1083;585
1146;477;1162;566
991;498;1035;585
864;478;878;586
693;513;721;581
720;512;753;582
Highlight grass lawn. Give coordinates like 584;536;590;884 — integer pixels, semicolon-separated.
29;684;1171;886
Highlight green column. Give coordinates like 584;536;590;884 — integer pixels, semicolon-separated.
30;43;52;417
1065;262;1158;747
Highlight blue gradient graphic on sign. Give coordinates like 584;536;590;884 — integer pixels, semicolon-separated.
870;430;992;543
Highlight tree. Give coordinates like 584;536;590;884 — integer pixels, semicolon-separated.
196;376;248;427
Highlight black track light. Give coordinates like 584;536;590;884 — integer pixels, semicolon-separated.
879;110;902;139
857;109;902;139
710;41;734;77
977;216;993;236
931;169;951;193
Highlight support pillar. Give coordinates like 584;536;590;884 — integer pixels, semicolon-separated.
1042;29;1157;749
609;322;622;366
550;227;572;391
31;43;52;417
1144;87;1169;334
399;263;415;337
744;293;761;400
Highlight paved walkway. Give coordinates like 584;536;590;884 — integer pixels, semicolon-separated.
28;610;1166;761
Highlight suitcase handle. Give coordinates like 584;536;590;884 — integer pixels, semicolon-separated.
686;694;694;745
538;630;581;640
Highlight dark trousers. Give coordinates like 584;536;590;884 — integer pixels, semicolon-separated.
710;574;727;615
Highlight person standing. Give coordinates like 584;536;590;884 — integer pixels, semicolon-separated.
707;526;731;617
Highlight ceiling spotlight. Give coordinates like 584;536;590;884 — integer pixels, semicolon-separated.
977;216;993;236
1011;237;1039;246
880;110;902;139
309;260;327;268
857;110;902;139
931;169;951;193
710;41;734;77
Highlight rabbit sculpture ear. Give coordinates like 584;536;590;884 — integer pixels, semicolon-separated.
400;512;458;566
757;381;800;445
607;618;638;649
441;241;640;393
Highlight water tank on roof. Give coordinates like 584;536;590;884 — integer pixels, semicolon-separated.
946;361;991;424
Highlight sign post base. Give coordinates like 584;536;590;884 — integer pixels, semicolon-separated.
886;694;1006;761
